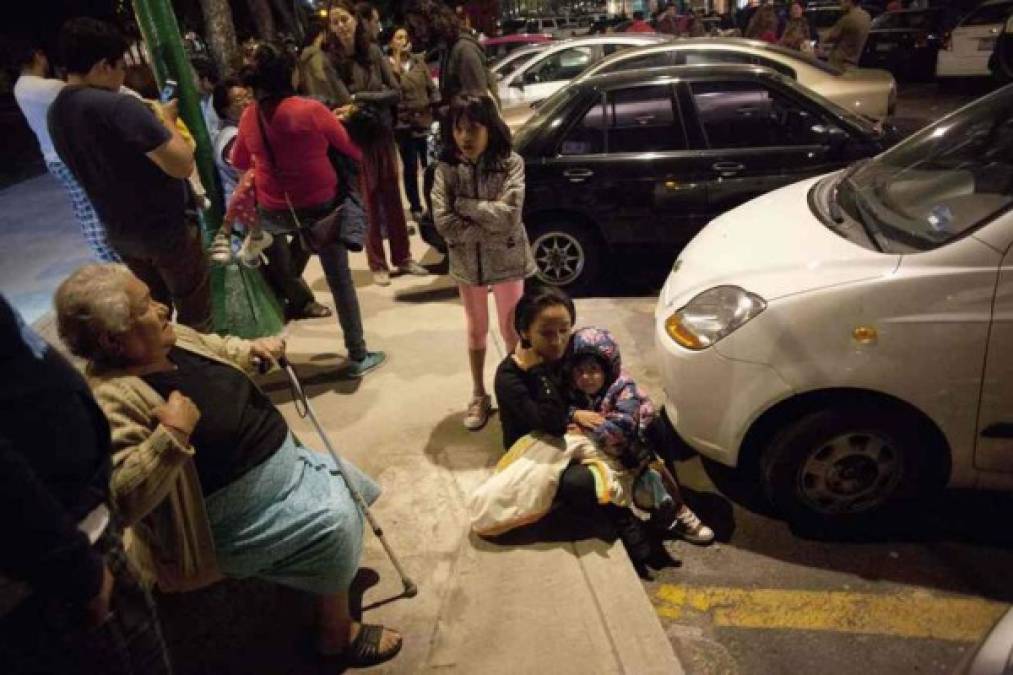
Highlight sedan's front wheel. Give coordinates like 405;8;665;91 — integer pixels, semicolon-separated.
760;406;926;528
529;220;601;294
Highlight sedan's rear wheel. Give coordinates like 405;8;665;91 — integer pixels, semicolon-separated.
760;405;929;528
529;220;601;294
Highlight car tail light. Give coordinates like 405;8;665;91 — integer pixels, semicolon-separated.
942;31;952;50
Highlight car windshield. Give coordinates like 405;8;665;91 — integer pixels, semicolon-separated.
513;85;580;150
494;48;543;76
871;10;938;30
758;43;844;76
962;1;1013;26
837;86;1013;252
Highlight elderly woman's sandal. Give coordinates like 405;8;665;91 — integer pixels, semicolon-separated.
319;623;403;667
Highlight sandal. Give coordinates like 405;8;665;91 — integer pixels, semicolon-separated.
343;623;403;667
291;301;332;320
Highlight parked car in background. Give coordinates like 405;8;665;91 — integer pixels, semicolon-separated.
491;42;551;80
523;17;562;35
552;18;586;38
807;0;847;44
497;33;669;110
499;18;528;35
483;33;552;63
861;8;955;80
572;38;897;121
937;0;1013;78
512;64;898;291
654;83;1013;527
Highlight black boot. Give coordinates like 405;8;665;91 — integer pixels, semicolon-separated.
610;508;653;578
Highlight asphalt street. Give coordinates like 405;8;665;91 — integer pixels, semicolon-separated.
604;77;1013;675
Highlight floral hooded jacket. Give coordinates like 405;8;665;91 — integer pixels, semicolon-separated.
564;327;656;459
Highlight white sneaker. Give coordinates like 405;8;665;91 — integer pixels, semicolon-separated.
209;231;232;265
238;230;273;267
669;505;715;545
463;395;492;431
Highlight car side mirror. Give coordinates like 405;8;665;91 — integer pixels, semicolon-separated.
812;123;849;150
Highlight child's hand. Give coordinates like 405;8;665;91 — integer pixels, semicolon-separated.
573;410;605;430
333;104;354;120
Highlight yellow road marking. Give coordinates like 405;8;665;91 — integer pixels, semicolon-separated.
655;584;1008;643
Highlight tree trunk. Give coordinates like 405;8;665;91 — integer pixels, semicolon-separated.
198;0;241;77
269;0;300;40
246;0;276;39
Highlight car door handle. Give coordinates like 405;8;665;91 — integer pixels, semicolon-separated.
563;168;594;182
712;162;745;176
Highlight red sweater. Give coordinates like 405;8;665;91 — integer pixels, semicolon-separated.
626;20;656;33
231;97;362;211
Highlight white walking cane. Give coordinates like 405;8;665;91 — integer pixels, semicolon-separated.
263;355;418;598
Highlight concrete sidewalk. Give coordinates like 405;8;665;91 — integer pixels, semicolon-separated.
40;239;682;674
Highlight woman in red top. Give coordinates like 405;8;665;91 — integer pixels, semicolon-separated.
232;43;386;377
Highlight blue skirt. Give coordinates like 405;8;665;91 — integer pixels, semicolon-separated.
204;433;381;594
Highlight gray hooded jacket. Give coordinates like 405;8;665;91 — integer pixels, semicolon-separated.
432;151;535;285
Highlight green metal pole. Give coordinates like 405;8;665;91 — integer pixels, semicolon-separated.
131;0;169;87
133;0;284;338
134;0;223;232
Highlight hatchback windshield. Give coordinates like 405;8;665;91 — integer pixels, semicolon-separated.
962;0;1013;26
837;85;1013;252
871;9;939;30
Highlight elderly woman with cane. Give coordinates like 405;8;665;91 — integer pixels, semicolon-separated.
54;263;403;668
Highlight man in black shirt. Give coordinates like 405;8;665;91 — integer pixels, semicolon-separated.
0;295;172;674
48;17;211;332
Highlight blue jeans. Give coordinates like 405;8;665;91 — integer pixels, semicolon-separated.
259;201;368;361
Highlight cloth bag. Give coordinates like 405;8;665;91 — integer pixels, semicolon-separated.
468;433;576;537
256;105;355;254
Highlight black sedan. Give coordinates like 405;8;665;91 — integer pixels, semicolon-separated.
860;8;957;81
511;65;898;291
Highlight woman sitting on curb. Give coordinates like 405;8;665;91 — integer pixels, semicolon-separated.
471;285;663;576
54;263;402;668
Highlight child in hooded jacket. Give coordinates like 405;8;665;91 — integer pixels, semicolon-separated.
564;327;714;544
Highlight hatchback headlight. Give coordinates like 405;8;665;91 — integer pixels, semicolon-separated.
664;286;766;350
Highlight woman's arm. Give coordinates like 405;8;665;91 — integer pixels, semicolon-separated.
312;102;363;162
432;164;481;242
375;44;401;96
230;114;252;172
93;383;194;527
495;361;569;438
175;325;257;374
454;154;525;235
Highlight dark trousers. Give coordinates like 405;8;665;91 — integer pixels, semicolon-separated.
557;464;652;564
259;202;368;361
363;144;412;272
396;131;428;213
261;234;315;313
0;519;173;675
117;221;212;333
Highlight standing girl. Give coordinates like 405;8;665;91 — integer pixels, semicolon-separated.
328;1;429;286
388;26;437;224
432;95;536;431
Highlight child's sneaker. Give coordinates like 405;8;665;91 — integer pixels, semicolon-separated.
238;230;273;267
209;231;233;265
463;395;492;431
668;505;715;545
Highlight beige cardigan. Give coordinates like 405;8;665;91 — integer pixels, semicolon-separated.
88;326;259;592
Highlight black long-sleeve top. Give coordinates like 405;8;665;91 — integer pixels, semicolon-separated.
494;356;569;450
0;296;111;607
